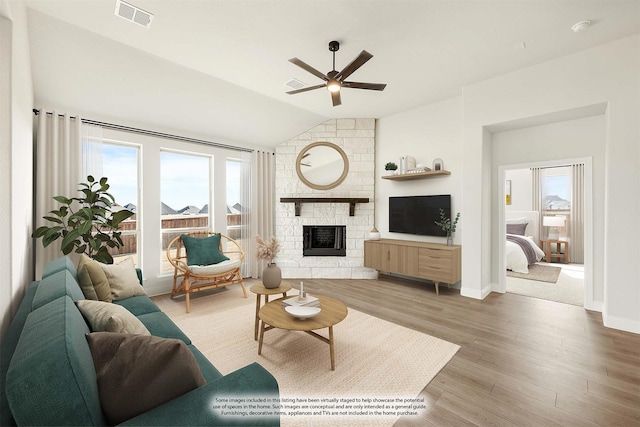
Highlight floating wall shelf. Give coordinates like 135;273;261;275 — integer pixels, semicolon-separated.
280;197;369;216
382;170;451;180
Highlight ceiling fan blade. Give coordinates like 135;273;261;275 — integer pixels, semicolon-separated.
286;84;326;95
335;50;373;81
289;58;329;81
331;90;342;107
342;81;387;91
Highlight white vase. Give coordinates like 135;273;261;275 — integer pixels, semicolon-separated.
262;263;282;289
447;234;454;246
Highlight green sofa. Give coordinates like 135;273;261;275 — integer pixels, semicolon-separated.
1;256;279;426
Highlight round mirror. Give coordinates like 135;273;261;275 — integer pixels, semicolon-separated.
296;142;349;190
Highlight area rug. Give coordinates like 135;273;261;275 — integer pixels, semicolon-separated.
507;263;561;283
153;286;460;426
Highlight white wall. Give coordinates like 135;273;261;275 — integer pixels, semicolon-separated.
0;0;34;339
462;35;639;332
504;169;531;212
375;96;463;245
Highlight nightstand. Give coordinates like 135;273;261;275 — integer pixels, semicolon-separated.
541;239;569;264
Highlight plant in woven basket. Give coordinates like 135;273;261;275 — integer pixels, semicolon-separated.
254;235;280;265
32;175;134;264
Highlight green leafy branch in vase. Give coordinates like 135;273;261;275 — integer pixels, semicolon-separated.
32;175;134;264
434;208;461;238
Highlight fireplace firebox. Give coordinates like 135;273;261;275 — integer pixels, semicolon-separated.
303;225;346;256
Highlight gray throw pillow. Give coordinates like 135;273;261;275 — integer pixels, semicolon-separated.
506;222;528;236
86;332;206;425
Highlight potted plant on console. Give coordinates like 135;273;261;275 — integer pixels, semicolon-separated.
435;209;461;246
255;235;281;288
32;175;134;264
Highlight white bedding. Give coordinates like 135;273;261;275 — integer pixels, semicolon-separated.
506;234;545;274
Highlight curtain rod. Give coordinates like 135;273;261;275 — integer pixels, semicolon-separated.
33;109;254;153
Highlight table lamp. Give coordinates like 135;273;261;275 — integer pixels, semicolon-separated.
543;216;565;240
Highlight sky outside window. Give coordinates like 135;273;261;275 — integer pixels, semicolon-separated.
160;151;210;211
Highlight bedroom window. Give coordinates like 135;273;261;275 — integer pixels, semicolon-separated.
160;150;212;274
541;166;571;239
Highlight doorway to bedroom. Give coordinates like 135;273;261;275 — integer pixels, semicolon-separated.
504;165;585;306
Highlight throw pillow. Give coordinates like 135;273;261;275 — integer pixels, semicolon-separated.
181;233;230;266
86;332;206;425
77;300;150;335
99;257;146;301
78;254;112;302
506;222;528;236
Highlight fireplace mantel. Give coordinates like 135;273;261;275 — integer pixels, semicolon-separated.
280;197;370;216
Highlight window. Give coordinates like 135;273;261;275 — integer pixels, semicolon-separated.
84;140;140;265
160;150;212;273
226;157;251;275
541;166;571;239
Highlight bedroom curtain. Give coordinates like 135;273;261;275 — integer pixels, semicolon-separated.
34;111;82;278
531;167;543;243
250;150;275;278
570;164;585;263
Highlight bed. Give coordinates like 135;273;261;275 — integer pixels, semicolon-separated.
505;211;545;274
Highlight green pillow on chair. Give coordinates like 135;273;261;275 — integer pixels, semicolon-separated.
181;234;230;266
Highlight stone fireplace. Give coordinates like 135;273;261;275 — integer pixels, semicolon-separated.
274;118;377;279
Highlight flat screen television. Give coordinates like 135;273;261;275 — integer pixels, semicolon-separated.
389;195;451;236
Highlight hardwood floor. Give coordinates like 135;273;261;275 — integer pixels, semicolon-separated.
294;275;640;427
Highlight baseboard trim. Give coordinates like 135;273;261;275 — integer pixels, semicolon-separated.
603;313;640;334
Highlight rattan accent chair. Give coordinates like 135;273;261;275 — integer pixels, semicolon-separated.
166;231;247;313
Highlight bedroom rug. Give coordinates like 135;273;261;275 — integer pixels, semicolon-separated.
153;285;460;427
507;263;561;283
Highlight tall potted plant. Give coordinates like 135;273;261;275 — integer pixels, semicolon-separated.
255;235;281;288
32;175;134;264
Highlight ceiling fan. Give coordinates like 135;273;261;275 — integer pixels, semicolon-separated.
287;40;387;107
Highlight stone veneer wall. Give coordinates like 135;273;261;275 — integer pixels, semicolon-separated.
275;118;377;279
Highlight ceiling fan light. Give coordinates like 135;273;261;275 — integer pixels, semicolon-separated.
327;80;341;92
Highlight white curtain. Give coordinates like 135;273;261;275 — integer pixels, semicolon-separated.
570;163;585;263
81;123;103;178
531;167;543;243
250;150;275;278
34;111;82;278
236;152;252;277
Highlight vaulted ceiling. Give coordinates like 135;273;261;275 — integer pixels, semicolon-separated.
25;0;640;149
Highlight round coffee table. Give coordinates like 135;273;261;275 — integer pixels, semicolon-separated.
249;283;292;340
258;295;348;371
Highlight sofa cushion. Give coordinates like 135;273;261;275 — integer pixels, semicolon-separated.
86;332;205;425
136;311;192;345
113;295;162;316
78;254;112;302
99;257;147;301
188;344;223;383
181;233;229;266
77;300;150;335
42;255;78;280
0;281;39;427
6;296;107;426
32;269;85;310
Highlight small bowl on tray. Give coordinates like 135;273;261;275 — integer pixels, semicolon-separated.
284;306;321;320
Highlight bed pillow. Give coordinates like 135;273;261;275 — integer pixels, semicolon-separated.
86;332;206;425
99;257;147;301
77;300;150;335
506;222;528;236
506;217;527;224
181;234;230;266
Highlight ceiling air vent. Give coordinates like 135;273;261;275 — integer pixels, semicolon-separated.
284;78;307;91
114;0;153;28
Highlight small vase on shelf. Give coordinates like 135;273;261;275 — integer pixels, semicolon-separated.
262;263;282;289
